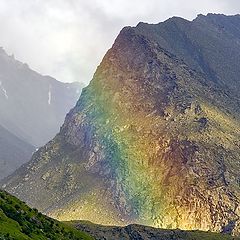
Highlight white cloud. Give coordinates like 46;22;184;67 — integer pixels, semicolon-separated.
0;0;239;84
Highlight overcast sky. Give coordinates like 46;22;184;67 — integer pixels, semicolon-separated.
0;0;239;84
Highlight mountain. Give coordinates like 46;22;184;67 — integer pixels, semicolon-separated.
0;47;83;147
0;190;93;239
2;14;240;234
0;125;35;180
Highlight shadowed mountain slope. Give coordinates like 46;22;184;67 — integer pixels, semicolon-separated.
135;14;240;96
0;125;35;180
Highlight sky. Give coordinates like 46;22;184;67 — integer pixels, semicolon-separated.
0;0;239;84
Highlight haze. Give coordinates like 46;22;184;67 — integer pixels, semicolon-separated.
0;0;239;84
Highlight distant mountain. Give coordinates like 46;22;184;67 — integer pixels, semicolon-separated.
0;47;83;147
0;190;93;239
0;124;35;180
2;14;240;235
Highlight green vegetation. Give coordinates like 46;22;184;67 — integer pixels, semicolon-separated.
0;190;93;240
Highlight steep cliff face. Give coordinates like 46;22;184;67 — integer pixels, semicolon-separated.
2;14;240;234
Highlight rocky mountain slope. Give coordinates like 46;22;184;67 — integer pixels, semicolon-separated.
0;125;35;180
0;190;93;239
2;14;240;235
0;47;83;147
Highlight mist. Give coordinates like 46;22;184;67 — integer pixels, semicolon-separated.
0;0;239;84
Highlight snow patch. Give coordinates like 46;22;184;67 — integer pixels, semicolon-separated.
0;81;8;99
48;84;52;105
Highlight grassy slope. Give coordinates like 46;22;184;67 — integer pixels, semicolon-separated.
0;190;93;240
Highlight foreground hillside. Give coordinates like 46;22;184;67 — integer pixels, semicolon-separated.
2;13;240;234
0;190;93;240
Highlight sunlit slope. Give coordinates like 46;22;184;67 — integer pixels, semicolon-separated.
0;190;93;240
